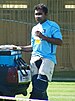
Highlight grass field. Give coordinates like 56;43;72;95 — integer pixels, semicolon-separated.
16;82;75;101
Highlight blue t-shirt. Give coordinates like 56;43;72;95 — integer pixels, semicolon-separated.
31;20;62;64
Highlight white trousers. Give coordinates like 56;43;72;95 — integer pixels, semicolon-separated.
30;56;55;81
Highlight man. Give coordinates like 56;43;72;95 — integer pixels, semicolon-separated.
20;3;63;100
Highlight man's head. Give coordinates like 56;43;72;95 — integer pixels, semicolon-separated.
34;4;48;23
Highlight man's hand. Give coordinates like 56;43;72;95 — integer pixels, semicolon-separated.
13;46;22;51
35;31;44;39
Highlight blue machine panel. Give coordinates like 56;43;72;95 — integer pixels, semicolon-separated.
0;50;22;67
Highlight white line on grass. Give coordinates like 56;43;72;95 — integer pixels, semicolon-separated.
0;96;49;101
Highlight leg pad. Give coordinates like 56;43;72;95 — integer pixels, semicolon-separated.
30;74;48;100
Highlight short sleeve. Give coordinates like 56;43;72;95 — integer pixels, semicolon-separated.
51;22;62;40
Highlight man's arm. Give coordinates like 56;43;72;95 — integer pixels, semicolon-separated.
20;45;33;52
35;31;63;46
41;35;63;46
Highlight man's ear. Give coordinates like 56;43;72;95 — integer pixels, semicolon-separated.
45;13;48;16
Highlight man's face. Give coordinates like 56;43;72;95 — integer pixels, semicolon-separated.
34;9;47;23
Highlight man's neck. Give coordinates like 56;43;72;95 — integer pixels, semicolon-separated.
40;19;47;24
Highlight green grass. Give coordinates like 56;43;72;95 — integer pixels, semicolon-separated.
47;82;75;101
16;82;75;101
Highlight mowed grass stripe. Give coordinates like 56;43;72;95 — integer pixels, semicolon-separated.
48;82;75;101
